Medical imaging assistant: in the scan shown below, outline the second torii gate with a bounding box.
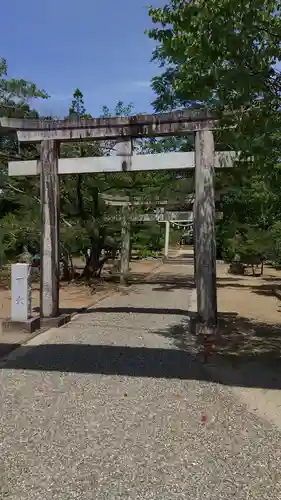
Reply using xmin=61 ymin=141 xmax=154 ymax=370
xmin=101 ymin=193 xmax=200 ymax=277
xmin=103 ymin=202 xmax=199 ymax=284
xmin=1 ymin=109 xmax=237 ymax=334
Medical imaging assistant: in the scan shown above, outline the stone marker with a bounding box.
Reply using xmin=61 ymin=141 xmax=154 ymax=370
xmin=11 ymin=263 xmax=32 ymax=321
xmin=1 ymin=263 xmax=41 ymax=334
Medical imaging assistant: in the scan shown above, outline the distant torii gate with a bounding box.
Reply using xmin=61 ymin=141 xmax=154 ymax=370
xmin=103 ymin=203 xmax=198 ymax=283
xmin=101 ymin=192 xmax=211 ymax=282
xmin=157 ymin=210 xmax=223 ymax=259
xmin=1 ymin=110 xmax=237 ymax=334
xmin=101 ymin=193 xmax=203 ymax=272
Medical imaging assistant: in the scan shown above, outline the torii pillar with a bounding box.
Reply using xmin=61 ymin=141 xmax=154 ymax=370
xmin=194 ymin=130 xmax=217 ymax=334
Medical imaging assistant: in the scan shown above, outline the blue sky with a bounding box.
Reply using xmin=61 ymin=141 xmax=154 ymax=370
xmin=2 ymin=0 xmax=164 ymax=117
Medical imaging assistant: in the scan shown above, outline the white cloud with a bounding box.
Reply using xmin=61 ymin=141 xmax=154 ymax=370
xmin=130 ymin=80 xmax=152 ymax=89
xmin=46 ymin=79 xmax=152 ymax=102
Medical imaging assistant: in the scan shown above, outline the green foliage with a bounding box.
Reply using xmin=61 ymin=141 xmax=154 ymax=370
xmin=0 ymin=229 xmax=6 ymax=267
xmin=0 ymin=56 xmax=48 ymax=107
xmin=0 ymin=57 xmax=48 ymax=264
xmin=69 ymin=88 xmax=87 ymax=117
xmin=101 ymin=101 xmax=134 ymax=117
xmin=222 ymin=226 xmax=273 ymax=263
xmin=147 ymin=1 xmax=281 ymax=267
xmin=0 ymin=75 xmax=190 ymax=275
xmin=268 ymin=222 xmax=281 ymax=267
xmin=1 ymin=0 xmax=281 ymax=279
xmin=132 ymin=223 xmax=164 ymax=253
xmin=137 ymin=248 xmax=161 ymax=259
xmin=148 ymin=0 xmax=281 ymax=166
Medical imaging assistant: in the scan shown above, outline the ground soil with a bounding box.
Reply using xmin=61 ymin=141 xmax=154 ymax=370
xmin=0 ymin=259 xmax=159 ymax=353
xmin=1 ymin=253 xmax=281 ymax=360
xmin=217 ymin=262 xmax=281 ymax=324
xmin=0 ymin=260 xmax=157 ymax=319
xmin=2 ymin=251 xmax=281 ymax=433
xmin=214 ymin=262 xmax=281 ymax=360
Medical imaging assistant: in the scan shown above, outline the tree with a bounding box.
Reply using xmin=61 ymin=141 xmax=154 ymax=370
xmin=69 ymin=88 xmax=87 ymax=117
xmin=60 ymin=96 xmax=145 ymax=280
xmin=60 ymin=89 xmax=111 ymax=279
xmin=0 ymin=58 xmax=49 ymax=265
xmin=0 ymin=57 xmax=48 ymax=110
xmin=147 ymin=0 xmax=281 ymax=165
xmin=0 ymin=65 xmax=198 ymax=283
xmin=147 ymin=2 xmax=281 ymax=262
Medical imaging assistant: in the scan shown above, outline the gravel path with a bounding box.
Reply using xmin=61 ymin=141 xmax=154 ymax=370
xmin=1 ymin=264 xmax=281 ymax=499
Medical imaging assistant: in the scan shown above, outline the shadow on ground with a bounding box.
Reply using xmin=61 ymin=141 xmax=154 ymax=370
xmin=149 ymin=275 xmax=281 ymax=299
xmin=0 ymin=343 xmax=208 ymax=380
xmin=156 ymin=312 xmax=281 ymax=390
xmin=0 ymin=343 xmax=22 ymax=358
xmin=33 ymin=304 xmax=194 ymax=318
xmin=1 ymin=307 xmax=281 ymax=390
xmin=2 ymin=264 xmax=281 ymax=390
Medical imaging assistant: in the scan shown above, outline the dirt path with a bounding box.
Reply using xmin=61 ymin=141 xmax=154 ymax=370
xmin=0 ymin=260 xmax=161 ymax=356
xmin=1 ymin=266 xmax=281 ymax=499
xmin=217 ymin=262 xmax=281 ymax=324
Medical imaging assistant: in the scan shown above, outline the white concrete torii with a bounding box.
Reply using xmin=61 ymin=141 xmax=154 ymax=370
xmin=104 ymin=209 xmax=196 ymax=259
xmin=157 ymin=211 xmax=223 ymax=258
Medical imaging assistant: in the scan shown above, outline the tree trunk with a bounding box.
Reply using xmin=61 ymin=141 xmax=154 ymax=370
xmin=81 ymin=240 xmax=101 ymax=279
xmin=60 ymin=245 xmax=72 ymax=281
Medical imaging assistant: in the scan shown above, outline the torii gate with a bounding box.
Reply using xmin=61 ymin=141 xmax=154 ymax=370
xmin=100 ymin=193 xmax=223 ymax=282
xmin=102 ymin=203 xmax=200 ymax=283
xmin=0 ymin=110 xmax=237 ymax=335
xmin=100 ymin=193 xmax=210 ymax=271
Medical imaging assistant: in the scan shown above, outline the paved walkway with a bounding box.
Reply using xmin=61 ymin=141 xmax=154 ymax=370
xmin=1 ymin=264 xmax=281 ymax=499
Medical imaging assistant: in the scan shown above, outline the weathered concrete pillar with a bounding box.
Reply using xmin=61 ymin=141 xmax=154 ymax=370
xmin=40 ymin=140 xmax=60 ymax=318
xmin=116 ymin=139 xmax=133 ymax=286
xmin=194 ymin=130 xmax=217 ymax=334
xmin=164 ymin=220 xmax=170 ymax=258
xmin=120 ymin=205 xmax=131 ymax=286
